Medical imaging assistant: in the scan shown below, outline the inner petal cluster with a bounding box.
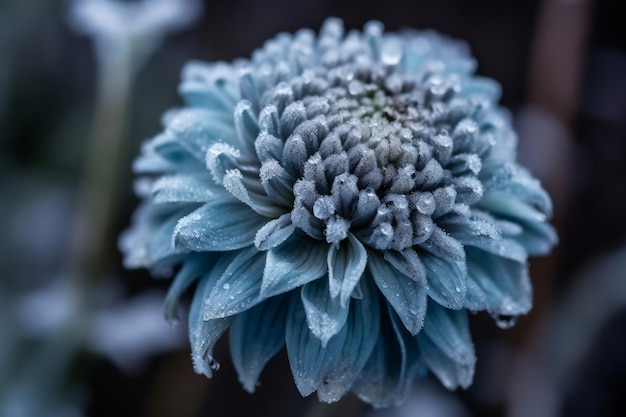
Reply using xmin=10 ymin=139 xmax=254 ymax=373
xmin=253 ymin=59 xmax=486 ymax=254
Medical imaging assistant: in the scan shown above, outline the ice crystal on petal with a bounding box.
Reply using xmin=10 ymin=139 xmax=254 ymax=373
xmin=120 ymin=18 xmax=557 ymax=407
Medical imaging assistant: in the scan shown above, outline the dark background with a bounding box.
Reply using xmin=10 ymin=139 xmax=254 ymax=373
xmin=1 ymin=0 xmax=625 ymax=416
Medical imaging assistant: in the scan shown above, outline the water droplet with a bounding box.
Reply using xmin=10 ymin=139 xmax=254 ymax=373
xmin=222 ymin=283 xmax=230 ymax=290
xmin=491 ymin=312 xmax=518 ymax=329
xmin=348 ymin=80 xmax=364 ymax=96
xmin=381 ymin=38 xmax=403 ymax=66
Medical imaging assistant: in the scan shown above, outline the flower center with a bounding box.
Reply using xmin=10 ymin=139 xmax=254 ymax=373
xmin=257 ymin=62 xmax=485 ymax=250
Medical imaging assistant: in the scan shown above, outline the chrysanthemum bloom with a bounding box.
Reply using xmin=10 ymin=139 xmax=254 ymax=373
xmin=120 ymin=18 xmax=557 ymax=407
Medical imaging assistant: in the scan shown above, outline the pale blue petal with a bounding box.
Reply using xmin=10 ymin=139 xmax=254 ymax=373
xmin=151 ymin=172 xmax=218 ymax=204
xmin=189 ymin=265 xmax=234 ymax=377
xmin=260 ymin=233 xmax=328 ymax=298
xmin=479 ymin=162 xmax=552 ymax=216
xmin=148 ymin=210 xmax=194 ymax=263
xmin=418 ymin=302 xmax=475 ymax=389
xmin=466 ymin=247 xmax=532 ymax=316
xmin=233 ymin=100 xmax=260 ymax=156
xmin=136 ymin=132 xmax=203 ymax=173
xmin=352 ymin=306 xmax=421 ymax=408
xmin=368 ymin=251 xmax=427 ymax=335
xmin=510 ymin=217 xmax=558 ymax=256
xmin=418 ymin=332 xmax=475 ymax=390
xmin=443 ymin=216 xmax=528 ymax=263
xmin=327 ymin=233 xmax=367 ymax=307
xmin=173 ymin=200 xmax=266 ymax=252
xmin=179 ymin=61 xmax=240 ymax=111
xmin=229 ymin=296 xmax=289 ymax=392
xmin=420 ymin=226 xmax=466 ymax=262
xmin=286 ymin=279 xmax=380 ymax=402
xmin=462 ymin=273 xmax=489 ymax=311
xmin=163 ymin=254 xmax=216 ymax=324
xmin=301 ymin=279 xmax=349 ymax=347
xmin=166 ymin=107 xmax=237 ymax=161
xmin=420 ymin=252 xmax=467 ymax=310
xmin=382 ymin=248 xmax=427 ymax=283
xmin=203 ymin=246 xmax=266 ymax=319
xmin=459 ymin=76 xmax=501 ymax=101
xmin=254 ymin=213 xmax=296 ymax=251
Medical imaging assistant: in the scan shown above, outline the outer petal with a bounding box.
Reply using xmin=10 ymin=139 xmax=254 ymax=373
xmin=466 ymin=247 xmax=532 ymax=316
xmin=173 ymin=199 xmax=266 ymax=251
xmin=351 ymin=305 xmax=421 ymax=408
xmin=189 ymin=260 xmax=234 ymax=377
xmin=420 ymin=252 xmax=467 ymax=310
xmin=260 ymin=233 xmax=328 ymax=298
xmin=151 ymin=172 xmax=218 ymax=204
xmin=179 ymin=61 xmax=240 ymax=112
xmin=286 ymin=279 xmax=380 ymax=402
xmin=229 ymin=295 xmax=289 ymax=392
xmin=203 ymin=246 xmax=266 ymax=319
xmin=166 ymin=107 xmax=237 ymax=161
xmin=418 ymin=302 xmax=475 ymax=390
xmin=163 ymin=253 xmax=216 ymax=323
xmin=301 ymin=279 xmax=349 ymax=347
xmin=254 ymin=213 xmax=296 ymax=251
xmin=367 ymin=250 xmax=427 ymax=335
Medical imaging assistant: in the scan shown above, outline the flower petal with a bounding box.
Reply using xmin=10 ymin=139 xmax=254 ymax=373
xmin=229 ymin=295 xmax=289 ymax=392
xmin=179 ymin=61 xmax=240 ymax=112
xmin=368 ymin=251 xmax=427 ymax=335
xmin=163 ymin=253 xmax=216 ymax=324
xmin=166 ymin=107 xmax=236 ymax=161
xmin=420 ymin=252 xmax=467 ymax=310
xmin=254 ymin=213 xmax=296 ymax=251
xmin=286 ymin=279 xmax=380 ymax=402
xmin=260 ymin=233 xmax=328 ymax=298
xmin=301 ymin=279 xmax=349 ymax=347
xmin=351 ymin=305 xmax=421 ymax=408
xmin=466 ymin=247 xmax=532 ymax=316
xmin=382 ymin=248 xmax=427 ymax=283
xmin=173 ymin=200 xmax=265 ymax=252
xmin=189 ymin=264 xmax=234 ymax=377
xmin=420 ymin=225 xmax=466 ymax=262
xmin=151 ymin=172 xmax=218 ymax=204
xmin=233 ymin=100 xmax=260 ymax=156
xmin=203 ymin=246 xmax=266 ymax=319
xmin=418 ymin=302 xmax=475 ymax=389
xmin=327 ymin=233 xmax=368 ymax=307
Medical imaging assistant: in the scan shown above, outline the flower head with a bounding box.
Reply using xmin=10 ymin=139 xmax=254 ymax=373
xmin=120 ymin=18 xmax=557 ymax=407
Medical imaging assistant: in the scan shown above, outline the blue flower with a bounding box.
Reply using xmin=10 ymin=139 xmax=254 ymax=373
xmin=120 ymin=18 xmax=557 ymax=407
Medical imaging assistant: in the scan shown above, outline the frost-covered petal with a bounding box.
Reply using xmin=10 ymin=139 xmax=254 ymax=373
xmin=151 ymin=172 xmax=218 ymax=204
xmin=230 ymin=295 xmax=289 ymax=392
xmin=301 ymin=279 xmax=349 ymax=347
xmin=466 ymin=247 xmax=532 ymax=316
xmin=327 ymin=232 xmax=367 ymax=307
xmin=173 ymin=200 xmax=266 ymax=251
xmin=260 ymin=233 xmax=328 ymax=298
xmin=351 ymin=306 xmax=421 ymax=407
xmin=368 ymin=251 xmax=427 ymax=335
xmin=163 ymin=253 xmax=215 ymax=323
xmin=286 ymin=279 xmax=380 ymax=402
xmin=189 ymin=263 xmax=234 ymax=377
xmin=254 ymin=213 xmax=296 ymax=250
xmin=418 ymin=302 xmax=475 ymax=389
xmin=167 ymin=108 xmax=238 ymax=161
xmin=421 ymin=252 xmax=467 ymax=310
xmin=203 ymin=246 xmax=266 ymax=319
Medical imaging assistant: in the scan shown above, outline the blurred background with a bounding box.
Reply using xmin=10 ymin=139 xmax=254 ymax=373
xmin=1 ymin=0 xmax=625 ymax=416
